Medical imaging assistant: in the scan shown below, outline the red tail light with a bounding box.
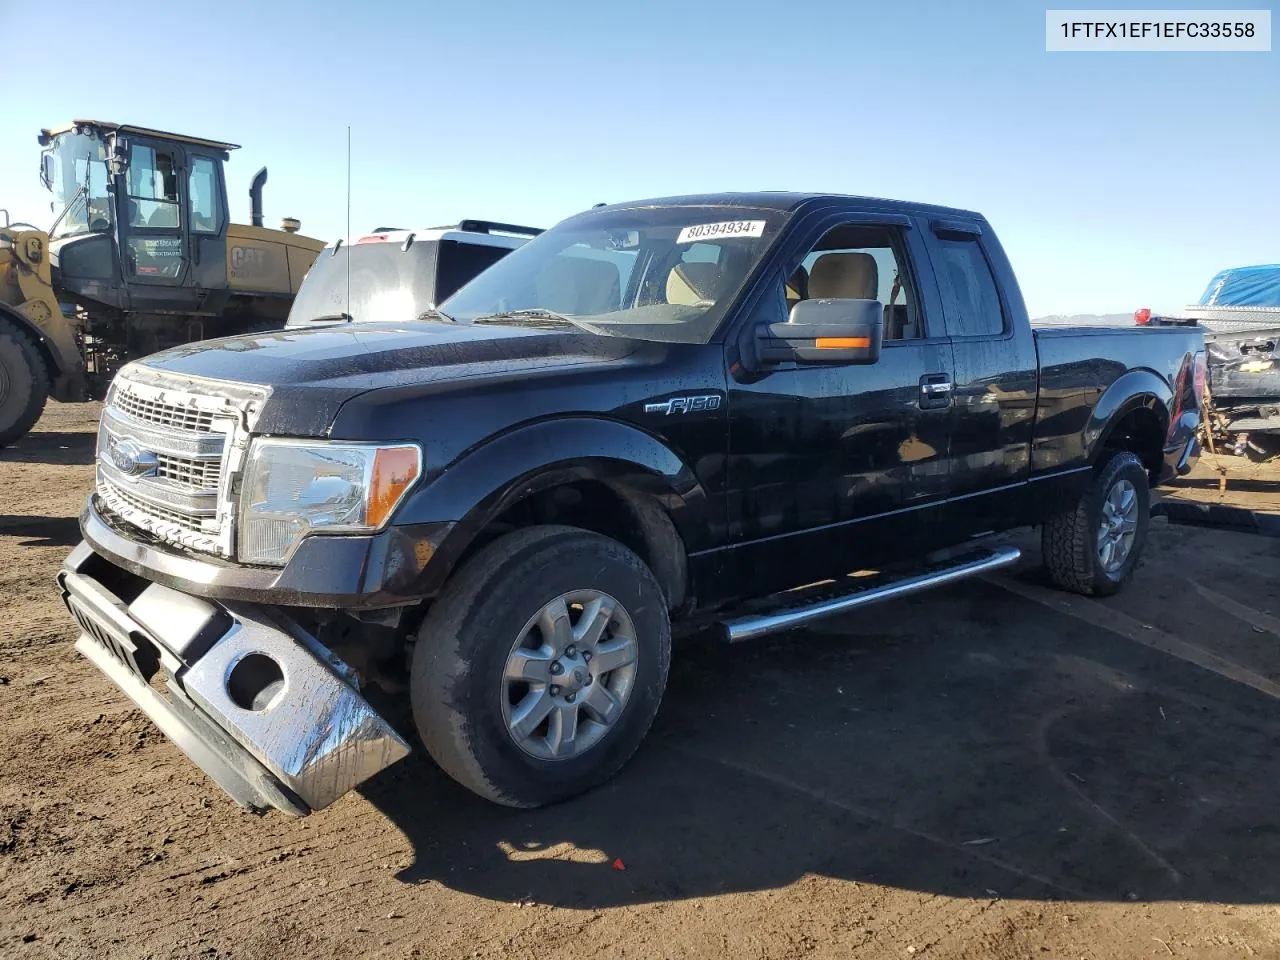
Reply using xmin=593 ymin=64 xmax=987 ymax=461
xmin=1134 ymin=307 xmax=1151 ymax=325
xmin=1193 ymin=350 xmax=1208 ymax=403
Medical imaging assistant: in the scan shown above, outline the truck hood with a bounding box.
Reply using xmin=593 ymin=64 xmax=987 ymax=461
xmin=134 ymin=321 xmax=639 ymax=435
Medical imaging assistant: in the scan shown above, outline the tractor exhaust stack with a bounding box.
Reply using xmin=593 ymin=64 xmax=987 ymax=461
xmin=249 ymin=167 xmax=268 ymax=227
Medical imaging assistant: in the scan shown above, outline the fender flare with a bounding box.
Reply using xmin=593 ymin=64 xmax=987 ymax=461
xmin=396 ymin=417 xmax=710 ymax=590
xmin=0 ymin=302 xmax=64 ymax=377
xmin=1083 ymin=369 xmax=1172 ymax=466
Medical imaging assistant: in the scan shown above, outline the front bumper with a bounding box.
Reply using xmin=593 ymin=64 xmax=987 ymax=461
xmin=80 ymin=495 xmax=455 ymax=609
xmin=57 ymin=542 xmax=410 ymax=815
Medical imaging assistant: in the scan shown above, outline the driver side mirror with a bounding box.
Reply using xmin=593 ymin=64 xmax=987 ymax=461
xmin=757 ymin=298 xmax=883 ymax=365
xmin=40 ymin=154 xmax=53 ymax=190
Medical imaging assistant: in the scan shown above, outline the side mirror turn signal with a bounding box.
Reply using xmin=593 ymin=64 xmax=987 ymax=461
xmin=757 ymin=298 xmax=884 ymax=365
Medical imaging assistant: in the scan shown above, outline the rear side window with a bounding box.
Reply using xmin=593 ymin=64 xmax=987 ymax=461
xmin=933 ymin=237 xmax=1004 ymax=337
xmin=436 ymin=241 xmax=514 ymax=303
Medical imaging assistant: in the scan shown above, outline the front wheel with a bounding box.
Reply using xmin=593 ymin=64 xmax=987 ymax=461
xmin=411 ymin=525 xmax=672 ymax=808
xmin=0 ymin=316 xmax=50 ymax=448
xmin=1042 ymin=451 xmax=1151 ymax=597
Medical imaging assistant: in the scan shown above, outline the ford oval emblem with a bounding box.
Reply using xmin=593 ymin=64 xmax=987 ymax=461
xmin=108 ymin=437 xmax=159 ymax=478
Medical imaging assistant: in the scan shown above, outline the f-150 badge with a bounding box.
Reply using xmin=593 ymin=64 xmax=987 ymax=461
xmin=644 ymin=395 xmax=722 ymax=415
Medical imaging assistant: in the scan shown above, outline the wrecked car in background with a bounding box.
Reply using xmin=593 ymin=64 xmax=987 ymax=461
xmin=1139 ymin=263 xmax=1280 ymax=461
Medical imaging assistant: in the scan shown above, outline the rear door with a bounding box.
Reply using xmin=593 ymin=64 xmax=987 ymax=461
xmin=921 ymin=218 xmax=1038 ymax=536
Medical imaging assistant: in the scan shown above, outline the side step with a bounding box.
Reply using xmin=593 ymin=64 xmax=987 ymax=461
xmin=720 ymin=544 xmax=1022 ymax=643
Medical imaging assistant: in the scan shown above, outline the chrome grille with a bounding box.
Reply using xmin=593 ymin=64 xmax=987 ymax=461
xmin=112 ymin=388 xmax=216 ymax=433
xmin=98 ymin=476 xmax=214 ymax=534
xmin=155 ymin=453 xmax=221 ymax=489
xmin=93 ymin=372 xmax=268 ymax=559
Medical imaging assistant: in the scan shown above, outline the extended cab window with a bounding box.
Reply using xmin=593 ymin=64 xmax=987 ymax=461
xmin=788 ymin=224 xmax=923 ymax=341
xmin=933 ymin=236 xmax=1005 ymax=337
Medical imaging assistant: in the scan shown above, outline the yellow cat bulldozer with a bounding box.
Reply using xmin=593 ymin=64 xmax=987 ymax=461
xmin=0 ymin=120 xmax=325 ymax=445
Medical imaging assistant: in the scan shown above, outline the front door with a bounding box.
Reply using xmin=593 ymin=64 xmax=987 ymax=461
xmin=118 ymin=138 xmax=188 ymax=288
xmin=725 ymin=214 xmax=955 ymax=599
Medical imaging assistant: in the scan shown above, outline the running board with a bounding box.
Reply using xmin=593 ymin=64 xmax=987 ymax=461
xmin=720 ymin=545 xmax=1022 ymax=643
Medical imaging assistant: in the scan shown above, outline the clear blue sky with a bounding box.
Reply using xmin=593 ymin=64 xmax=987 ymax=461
xmin=1 ymin=0 xmax=1274 ymax=315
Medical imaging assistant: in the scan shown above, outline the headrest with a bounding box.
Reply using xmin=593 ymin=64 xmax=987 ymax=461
xmin=666 ymin=262 xmax=724 ymax=305
xmin=534 ymin=256 xmax=621 ymax=314
xmin=808 ymin=252 xmax=879 ymax=300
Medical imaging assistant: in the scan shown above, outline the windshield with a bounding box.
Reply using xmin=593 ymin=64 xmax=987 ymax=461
xmin=44 ymin=132 xmax=113 ymax=239
xmin=440 ymin=205 xmax=788 ymax=344
xmin=285 ymin=238 xmax=517 ymax=327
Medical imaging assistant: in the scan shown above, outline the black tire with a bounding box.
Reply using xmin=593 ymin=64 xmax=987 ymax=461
xmin=1042 ymin=451 xmax=1151 ymax=597
xmin=0 ymin=315 xmax=50 ymax=448
xmin=411 ymin=525 xmax=672 ymax=808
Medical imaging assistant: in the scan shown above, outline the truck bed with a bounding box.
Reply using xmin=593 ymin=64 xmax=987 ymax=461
xmin=1029 ymin=323 xmax=1204 ymax=474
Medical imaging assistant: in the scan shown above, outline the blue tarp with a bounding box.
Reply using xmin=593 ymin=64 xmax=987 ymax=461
xmin=1199 ymin=264 xmax=1280 ymax=308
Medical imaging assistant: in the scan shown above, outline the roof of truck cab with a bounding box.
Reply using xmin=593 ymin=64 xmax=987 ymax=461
xmin=321 ymin=227 xmax=534 ymax=251
xmin=589 ymin=192 xmax=983 ymax=219
xmin=40 ymin=120 xmax=240 ymax=151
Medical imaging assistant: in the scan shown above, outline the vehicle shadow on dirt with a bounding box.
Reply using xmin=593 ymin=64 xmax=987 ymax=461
xmin=0 ymin=514 xmax=82 ymax=547
xmin=362 ymin=574 xmax=1280 ymax=909
xmin=0 ymin=431 xmax=96 ymax=466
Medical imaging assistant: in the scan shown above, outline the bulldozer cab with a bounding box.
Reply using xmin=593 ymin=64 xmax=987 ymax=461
xmin=37 ymin=120 xmax=319 ymax=323
xmin=40 ymin=122 xmax=237 ymax=305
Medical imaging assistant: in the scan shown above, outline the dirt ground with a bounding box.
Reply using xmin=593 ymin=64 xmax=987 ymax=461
xmin=3 ymin=402 xmax=1280 ymax=960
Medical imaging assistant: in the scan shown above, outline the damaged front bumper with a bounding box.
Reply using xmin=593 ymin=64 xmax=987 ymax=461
xmin=57 ymin=542 xmax=410 ymax=816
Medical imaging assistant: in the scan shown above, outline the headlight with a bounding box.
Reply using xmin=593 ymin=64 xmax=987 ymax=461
xmin=239 ymin=439 xmax=422 ymax=565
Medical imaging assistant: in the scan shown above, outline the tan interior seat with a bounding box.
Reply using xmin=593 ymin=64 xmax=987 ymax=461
xmin=534 ymin=256 xmax=621 ymax=315
xmin=807 ymin=252 xmax=879 ymax=300
xmin=665 ymin=262 xmax=724 ymax=305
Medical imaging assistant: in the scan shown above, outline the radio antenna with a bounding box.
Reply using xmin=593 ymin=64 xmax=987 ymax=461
xmin=345 ymin=125 xmax=352 ymax=319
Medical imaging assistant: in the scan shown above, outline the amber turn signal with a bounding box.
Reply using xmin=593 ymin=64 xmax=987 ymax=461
xmin=367 ymin=445 xmax=422 ymax=528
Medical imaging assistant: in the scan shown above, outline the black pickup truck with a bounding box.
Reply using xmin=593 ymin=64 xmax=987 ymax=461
xmin=58 ymin=192 xmax=1206 ymax=817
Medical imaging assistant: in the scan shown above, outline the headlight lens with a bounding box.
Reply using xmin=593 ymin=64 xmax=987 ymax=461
xmin=239 ymin=439 xmax=422 ymax=565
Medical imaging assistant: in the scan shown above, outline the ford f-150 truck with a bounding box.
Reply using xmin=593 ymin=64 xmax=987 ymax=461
xmin=57 ymin=193 xmax=1206 ymax=817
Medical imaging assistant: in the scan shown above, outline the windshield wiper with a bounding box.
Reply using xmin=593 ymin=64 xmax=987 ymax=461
xmin=417 ymin=306 xmax=454 ymax=323
xmin=307 ymin=312 xmax=355 ymax=323
xmin=472 ymin=308 xmax=587 ymax=330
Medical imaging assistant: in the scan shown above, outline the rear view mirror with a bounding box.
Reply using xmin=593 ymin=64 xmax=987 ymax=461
xmin=40 ymin=154 xmax=53 ymax=189
xmin=758 ymin=298 xmax=883 ymax=365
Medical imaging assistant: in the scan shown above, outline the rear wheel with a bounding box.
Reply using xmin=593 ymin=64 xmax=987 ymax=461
xmin=410 ymin=525 xmax=671 ymax=807
xmin=0 ymin=316 xmax=50 ymax=448
xmin=1042 ymin=451 xmax=1150 ymax=597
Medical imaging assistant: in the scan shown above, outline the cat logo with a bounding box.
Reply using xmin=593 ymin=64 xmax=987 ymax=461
xmin=229 ymin=246 xmax=269 ymax=278
xmin=644 ymin=395 xmax=722 ymax=416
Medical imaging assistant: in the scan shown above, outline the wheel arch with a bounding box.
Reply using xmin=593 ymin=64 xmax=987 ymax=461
xmin=1084 ymin=370 xmax=1172 ymax=477
xmin=397 ymin=417 xmax=708 ymax=611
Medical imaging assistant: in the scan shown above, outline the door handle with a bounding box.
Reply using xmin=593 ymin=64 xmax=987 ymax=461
xmin=919 ymin=374 xmax=953 ymax=409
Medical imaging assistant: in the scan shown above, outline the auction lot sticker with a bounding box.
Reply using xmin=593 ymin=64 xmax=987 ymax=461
xmin=677 ymin=220 xmax=767 ymax=244
xmin=1047 ymin=9 xmax=1271 ymax=50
